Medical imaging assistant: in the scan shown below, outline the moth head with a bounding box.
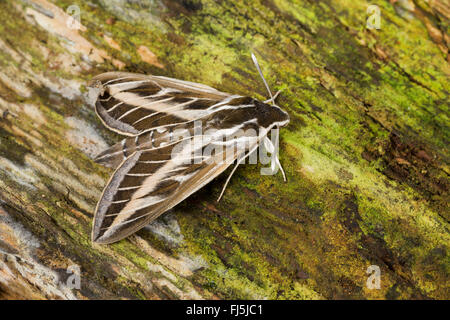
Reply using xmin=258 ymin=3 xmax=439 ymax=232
xmin=255 ymin=100 xmax=290 ymax=129
xmin=271 ymin=104 xmax=290 ymax=128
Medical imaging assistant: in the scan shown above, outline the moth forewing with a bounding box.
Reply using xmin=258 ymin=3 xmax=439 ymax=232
xmin=92 ymin=137 xmax=259 ymax=244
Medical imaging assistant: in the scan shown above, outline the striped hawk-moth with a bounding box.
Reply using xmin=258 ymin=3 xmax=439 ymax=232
xmin=88 ymin=54 xmax=289 ymax=244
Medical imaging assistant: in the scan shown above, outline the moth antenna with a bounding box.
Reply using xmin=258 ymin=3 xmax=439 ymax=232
xmin=251 ymin=53 xmax=274 ymax=105
xmin=217 ymin=144 xmax=259 ymax=202
xmin=263 ymin=89 xmax=283 ymax=104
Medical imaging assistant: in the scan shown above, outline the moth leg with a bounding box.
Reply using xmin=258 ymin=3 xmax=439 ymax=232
xmin=216 ymin=159 xmax=242 ymax=202
xmin=263 ymin=136 xmax=275 ymax=153
xmin=275 ymin=155 xmax=287 ymax=182
xmin=217 ymin=144 xmax=259 ymax=202
xmin=263 ymin=136 xmax=287 ymax=182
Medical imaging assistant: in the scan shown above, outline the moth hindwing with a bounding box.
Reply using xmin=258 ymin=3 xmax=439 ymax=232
xmin=89 ymin=71 xmax=289 ymax=244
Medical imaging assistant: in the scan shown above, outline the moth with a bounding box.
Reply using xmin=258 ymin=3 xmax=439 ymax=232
xmin=88 ymin=54 xmax=289 ymax=244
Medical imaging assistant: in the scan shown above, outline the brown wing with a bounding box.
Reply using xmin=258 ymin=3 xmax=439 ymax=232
xmin=89 ymin=72 xmax=235 ymax=136
xmin=92 ymin=131 xmax=260 ymax=244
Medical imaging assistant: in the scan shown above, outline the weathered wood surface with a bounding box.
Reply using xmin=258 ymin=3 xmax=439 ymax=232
xmin=0 ymin=0 xmax=448 ymax=299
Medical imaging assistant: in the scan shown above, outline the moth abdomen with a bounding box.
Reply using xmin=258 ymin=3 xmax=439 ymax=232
xmin=94 ymin=126 xmax=177 ymax=169
xmin=94 ymin=136 xmax=139 ymax=169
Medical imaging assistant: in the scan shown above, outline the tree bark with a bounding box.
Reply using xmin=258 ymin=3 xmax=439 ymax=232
xmin=0 ymin=0 xmax=448 ymax=299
